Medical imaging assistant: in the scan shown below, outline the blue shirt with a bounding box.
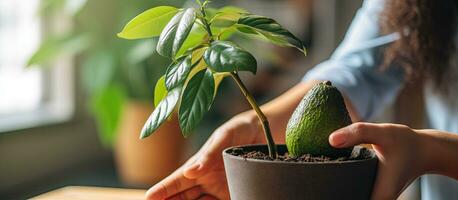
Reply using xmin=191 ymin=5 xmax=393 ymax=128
xmin=303 ymin=0 xmax=458 ymax=199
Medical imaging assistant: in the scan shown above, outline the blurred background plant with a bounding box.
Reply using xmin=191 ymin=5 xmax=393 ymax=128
xmin=28 ymin=0 xmax=185 ymax=146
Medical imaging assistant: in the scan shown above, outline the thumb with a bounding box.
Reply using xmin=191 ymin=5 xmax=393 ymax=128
xmin=329 ymin=122 xmax=388 ymax=148
xmin=183 ymin=130 xmax=225 ymax=179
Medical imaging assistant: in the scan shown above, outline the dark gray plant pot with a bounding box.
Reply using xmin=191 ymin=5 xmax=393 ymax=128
xmin=222 ymin=144 xmax=378 ymax=200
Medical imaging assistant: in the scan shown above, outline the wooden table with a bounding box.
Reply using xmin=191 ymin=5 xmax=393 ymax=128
xmin=31 ymin=186 xmax=147 ymax=200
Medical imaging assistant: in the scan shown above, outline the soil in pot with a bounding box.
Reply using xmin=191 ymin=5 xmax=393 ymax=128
xmin=227 ymin=146 xmax=372 ymax=163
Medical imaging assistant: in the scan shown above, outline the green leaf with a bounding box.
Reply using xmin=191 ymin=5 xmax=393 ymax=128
xmin=185 ymin=48 xmax=208 ymax=82
xmin=154 ymin=76 xmax=168 ymax=107
xmin=165 ymin=55 xmax=194 ymax=90
xmin=203 ymin=41 xmax=257 ymax=74
xmin=179 ymin=69 xmax=215 ymax=136
xmin=175 ymin=26 xmax=207 ymax=58
xmin=91 ymin=85 xmax=126 ymax=146
xmin=141 ymin=87 xmax=182 ymax=139
xmin=157 ymin=8 xmax=197 ymax=58
xmin=210 ymin=6 xmax=247 ymax=27
xmin=237 ymin=15 xmax=306 ymax=54
xmin=117 ymin=6 xmax=179 ymax=39
xmin=213 ymin=72 xmax=228 ymax=97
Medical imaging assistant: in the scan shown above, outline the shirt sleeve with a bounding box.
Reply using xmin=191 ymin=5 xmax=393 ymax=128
xmin=302 ymin=0 xmax=405 ymax=120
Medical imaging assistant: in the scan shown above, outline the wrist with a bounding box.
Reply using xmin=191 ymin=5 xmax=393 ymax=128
xmin=415 ymin=130 xmax=434 ymax=175
xmin=415 ymin=129 xmax=458 ymax=178
xmin=415 ymin=129 xmax=449 ymax=175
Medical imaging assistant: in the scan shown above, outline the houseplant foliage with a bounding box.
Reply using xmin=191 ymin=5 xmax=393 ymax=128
xmin=28 ymin=0 xmax=184 ymax=146
xmin=118 ymin=0 xmax=306 ymax=158
xmin=28 ymin=0 xmax=189 ymax=186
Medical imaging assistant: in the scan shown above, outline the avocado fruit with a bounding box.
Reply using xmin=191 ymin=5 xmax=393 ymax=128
xmin=286 ymin=81 xmax=353 ymax=158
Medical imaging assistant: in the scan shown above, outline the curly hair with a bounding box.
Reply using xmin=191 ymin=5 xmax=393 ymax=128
xmin=380 ymin=0 xmax=458 ymax=91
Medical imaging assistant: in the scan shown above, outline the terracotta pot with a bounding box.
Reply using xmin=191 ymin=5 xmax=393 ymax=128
xmin=114 ymin=101 xmax=186 ymax=186
xmin=223 ymin=144 xmax=378 ymax=200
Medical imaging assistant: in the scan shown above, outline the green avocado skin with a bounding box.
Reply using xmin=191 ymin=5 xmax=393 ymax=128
xmin=286 ymin=82 xmax=353 ymax=158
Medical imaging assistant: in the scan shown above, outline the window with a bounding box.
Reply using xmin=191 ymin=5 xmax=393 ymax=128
xmin=0 ymin=0 xmax=74 ymax=132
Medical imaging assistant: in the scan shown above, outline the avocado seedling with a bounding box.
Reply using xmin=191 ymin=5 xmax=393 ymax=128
xmin=286 ymin=81 xmax=353 ymax=158
xmin=118 ymin=1 xmax=378 ymax=199
xmin=118 ymin=0 xmax=306 ymax=159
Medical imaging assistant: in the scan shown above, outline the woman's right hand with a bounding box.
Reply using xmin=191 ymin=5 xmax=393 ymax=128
xmin=145 ymin=111 xmax=263 ymax=200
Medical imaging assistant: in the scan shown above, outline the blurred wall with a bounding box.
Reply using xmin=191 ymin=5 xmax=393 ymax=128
xmin=0 ymin=62 xmax=108 ymax=197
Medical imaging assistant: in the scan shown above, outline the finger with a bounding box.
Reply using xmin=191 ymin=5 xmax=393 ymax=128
xmin=329 ymin=122 xmax=390 ymax=148
xmin=166 ymin=186 xmax=203 ymax=200
xmin=184 ymin=128 xmax=228 ymax=179
xmin=146 ymin=170 xmax=197 ymax=200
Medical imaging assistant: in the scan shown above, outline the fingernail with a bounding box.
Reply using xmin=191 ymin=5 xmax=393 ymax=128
xmin=329 ymin=131 xmax=346 ymax=147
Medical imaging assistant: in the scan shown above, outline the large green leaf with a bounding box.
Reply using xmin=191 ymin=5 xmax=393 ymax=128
xmin=154 ymin=76 xmax=167 ymax=107
xmin=203 ymin=41 xmax=257 ymax=74
xmin=179 ymin=69 xmax=215 ymax=136
xmin=141 ymin=87 xmax=182 ymax=139
xmin=117 ymin=6 xmax=179 ymax=39
xmin=165 ymin=55 xmax=193 ymax=90
xmin=237 ymin=15 xmax=306 ymax=54
xmin=157 ymin=8 xmax=196 ymax=58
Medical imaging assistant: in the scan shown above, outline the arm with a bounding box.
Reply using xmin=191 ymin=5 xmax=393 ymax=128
xmin=418 ymin=129 xmax=458 ymax=179
xmin=329 ymin=123 xmax=458 ymax=200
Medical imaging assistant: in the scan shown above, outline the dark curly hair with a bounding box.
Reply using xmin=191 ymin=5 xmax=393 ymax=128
xmin=380 ymin=0 xmax=458 ymax=92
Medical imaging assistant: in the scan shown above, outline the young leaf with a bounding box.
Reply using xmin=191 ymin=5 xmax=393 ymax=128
xmin=203 ymin=41 xmax=257 ymax=74
xmin=141 ymin=87 xmax=182 ymax=139
xmin=210 ymin=6 xmax=247 ymax=27
xmin=237 ymin=15 xmax=306 ymax=54
xmin=154 ymin=76 xmax=168 ymax=107
xmin=179 ymin=69 xmax=215 ymax=136
xmin=213 ymin=72 xmax=228 ymax=96
xmin=117 ymin=6 xmax=179 ymax=39
xmin=184 ymin=47 xmax=208 ymax=82
xmin=165 ymin=55 xmax=193 ymax=90
xmin=157 ymin=8 xmax=197 ymax=58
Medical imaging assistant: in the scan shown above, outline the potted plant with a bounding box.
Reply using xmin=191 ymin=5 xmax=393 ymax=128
xmin=118 ymin=0 xmax=378 ymax=199
xmin=28 ymin=0 xmax=188 ymax=186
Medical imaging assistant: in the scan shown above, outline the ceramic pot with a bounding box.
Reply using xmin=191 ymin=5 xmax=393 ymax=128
xmin=223 ymin=144 xmax=378 ymax=200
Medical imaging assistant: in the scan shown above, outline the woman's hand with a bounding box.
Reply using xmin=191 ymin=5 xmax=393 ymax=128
xmin=329 ymin=122 xmax=458 ymax=200
xmin=145 ymin=111 xmax=263 ymax=200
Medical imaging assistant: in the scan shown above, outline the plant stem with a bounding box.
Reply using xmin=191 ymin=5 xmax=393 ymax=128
xmin=199 ymin=6 xmax=214 ymax=42
xmin=199 ymin=3 xmax=277 ymax=158
xmin=230 ymin=72 xmax=277 ymax=158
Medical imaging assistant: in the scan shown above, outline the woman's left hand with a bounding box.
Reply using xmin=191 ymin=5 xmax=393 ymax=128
xmin=329 ymin=122 xmax=429 ymax=200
